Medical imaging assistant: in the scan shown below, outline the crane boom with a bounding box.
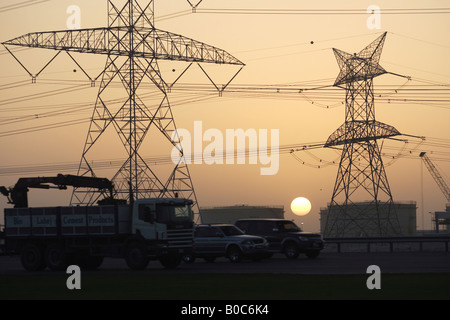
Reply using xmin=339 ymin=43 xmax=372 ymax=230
xmin=0 ymin=174 xmax=114 ymax=208
xmin=420 ymin=152 xmax=450 ymax=203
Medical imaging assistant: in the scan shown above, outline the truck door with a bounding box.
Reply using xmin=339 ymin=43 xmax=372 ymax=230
xmin=134 ymin=204 xmax=157 ymax=240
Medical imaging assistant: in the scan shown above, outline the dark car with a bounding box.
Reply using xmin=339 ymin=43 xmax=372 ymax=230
xmin=183 ymin=224 xmax=270 ymax=263
xmin=235 ymin=219 xmax=324 ymax=259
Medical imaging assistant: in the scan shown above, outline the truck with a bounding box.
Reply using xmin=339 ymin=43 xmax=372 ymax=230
xmin=0 ymin=174 xmax=195 ymax=271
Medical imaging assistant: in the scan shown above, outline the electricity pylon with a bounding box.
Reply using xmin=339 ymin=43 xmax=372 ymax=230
xmin=3 ymin=0 xmax=244 ymax=214
xmin=323 ymin=32 xmax=402 ymax=237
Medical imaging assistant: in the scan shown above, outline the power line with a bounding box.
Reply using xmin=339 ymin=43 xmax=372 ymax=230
xmin=0 ymin=117 xmax=89 ymax=138
xmin=0 ymin=0 xmax=51 ymax=13
xmin=1 ymin=136 xmax=449 ymax=177
xmin=195 ymin=8 xmax=450 ymax=16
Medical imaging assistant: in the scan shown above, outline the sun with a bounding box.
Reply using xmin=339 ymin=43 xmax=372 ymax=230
xmin=290 ymin=197 xmax=312 ymax=216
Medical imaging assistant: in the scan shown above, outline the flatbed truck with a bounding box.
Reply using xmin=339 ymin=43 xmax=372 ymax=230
xmin=0 ymin=175 xmax=194 ymax=271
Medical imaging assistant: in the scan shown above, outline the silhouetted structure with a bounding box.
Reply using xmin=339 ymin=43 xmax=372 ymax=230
xmin=323 ymin=32 xmax=402 ymax=238
xmin=2 ymin=0 xmax=244 ymax=214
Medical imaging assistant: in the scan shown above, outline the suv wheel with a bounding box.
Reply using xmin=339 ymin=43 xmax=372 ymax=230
xmin=284 ymin=242 xmax=300 ymax=259
xmin=227 ymin=246 xmax=243 ymax=263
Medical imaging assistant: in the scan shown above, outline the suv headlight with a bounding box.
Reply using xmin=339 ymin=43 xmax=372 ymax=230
xmin=298 ymin=236 xmax=309 ymax=241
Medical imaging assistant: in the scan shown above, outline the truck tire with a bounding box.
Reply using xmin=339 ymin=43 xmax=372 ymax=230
xmin=159 ymin=254 xmax=182 ymax=269
xmin=283 ymin=242 xmax=300 ymax=259
xmin=227 ymin=246 xmax=243 ymax=263
xmin=45 ymin=243 xmax=69 ymax=271
xmin=21 ymin=243 xmax=46 ymax=272
xmin=125 ymin=242 xmax=149 ymax=270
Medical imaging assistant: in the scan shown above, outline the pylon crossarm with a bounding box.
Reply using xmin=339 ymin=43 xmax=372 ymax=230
xmin=152 ymin=29 xmax=244 ymax=65
xmin=325 ymin=121 xmax=401 ymax=147
xmin=2 ymin=27 xmax=244 ymax=66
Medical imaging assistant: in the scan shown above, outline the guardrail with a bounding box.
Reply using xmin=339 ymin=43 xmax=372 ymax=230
xmin=323 ymin=236 xmax=450 ymax=253
xmin=0 ymin=231 xmax=4 ymax=256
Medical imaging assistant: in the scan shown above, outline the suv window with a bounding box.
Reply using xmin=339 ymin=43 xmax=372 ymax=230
xmin=275 ymin=221 xmax=301 ymax=232
xmin=235 ymin=221 xmax=249 ymax=232
xmin=219 ymin=225 xmax=244 ymax=236
xmin=243 ymin=221 xmax=274 ymax=234
xmin=237 ymin=220 xmax=301 ymax=234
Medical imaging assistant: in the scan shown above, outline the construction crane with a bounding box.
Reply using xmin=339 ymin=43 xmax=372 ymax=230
xmin=419 ymin=152 xmax=450 ymax=203
xmin=0 ymin=174 xmax=115 ymax=208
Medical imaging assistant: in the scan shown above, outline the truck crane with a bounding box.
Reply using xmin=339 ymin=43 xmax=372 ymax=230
xmin=419 ymin=152 xmax=450 ymax=203
xmin=0 ymin=174 xmax=194 ymax=271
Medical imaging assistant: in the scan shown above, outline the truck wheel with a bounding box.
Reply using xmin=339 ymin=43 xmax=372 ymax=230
xmin=125 ymin=242 xmax=149 ymax=270
xmin=45 ymin=243 xmax=69 ymax=271
xmin=160 ymin=254 xmax=182 ymax=269
xmin=21 ymin=243 xmax=46 ymax=272
xmin=284 ymin=242 xmax=300 ymax=259
xmin=227 ymin=246 xmax=243 ymax=263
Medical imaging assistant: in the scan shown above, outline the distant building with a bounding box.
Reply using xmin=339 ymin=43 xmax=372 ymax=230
xmin=319 ymin=201 xmax=417 ymax=237
xmin=433 ymin=205 xmax=450 ymax=233
xmin=199 ymin=205 xmax=285 ymax=224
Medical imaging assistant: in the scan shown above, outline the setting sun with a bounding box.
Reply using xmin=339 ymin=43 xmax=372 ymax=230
xmin=290 ymin=197 xmax=312 ymax=216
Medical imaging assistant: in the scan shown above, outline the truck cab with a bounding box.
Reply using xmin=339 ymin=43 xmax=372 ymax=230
xmin=127 ymin=198 xmax=194 ymax=269
xmin=134 ymin=198 xmax=194 ymax=242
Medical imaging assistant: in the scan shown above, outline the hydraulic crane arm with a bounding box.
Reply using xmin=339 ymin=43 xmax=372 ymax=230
xmin=0 ymin=174 xmax=114 ymax=208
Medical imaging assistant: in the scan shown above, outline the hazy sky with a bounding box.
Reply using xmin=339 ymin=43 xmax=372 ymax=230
xmin=0 ymin=0 xmax=449 ymax=232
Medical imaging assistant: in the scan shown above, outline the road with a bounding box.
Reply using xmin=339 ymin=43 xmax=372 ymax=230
xmin=1 ymin=252 xmax=449 ymax=275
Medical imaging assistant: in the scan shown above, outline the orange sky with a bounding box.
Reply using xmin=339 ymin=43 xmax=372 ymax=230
xmin=0 ymin=0 xmax=449 ymax=232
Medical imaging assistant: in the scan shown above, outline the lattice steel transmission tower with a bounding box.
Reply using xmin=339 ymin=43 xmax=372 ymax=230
xmin=3 ymin=0 xmax=244 ymax=213
xmin=323 ymin=32 xmax=402 ymax=237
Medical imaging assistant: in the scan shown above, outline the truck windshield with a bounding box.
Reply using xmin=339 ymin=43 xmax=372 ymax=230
xmin=156 ymin=204 xmax=192 ymax=223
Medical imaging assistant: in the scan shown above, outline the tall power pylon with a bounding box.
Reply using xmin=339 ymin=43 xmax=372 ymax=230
xmin=3 ymin=0 xmax=244 ymax=213
xmin=323 ymin=32 xmax=402 ymax=237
